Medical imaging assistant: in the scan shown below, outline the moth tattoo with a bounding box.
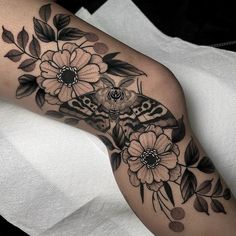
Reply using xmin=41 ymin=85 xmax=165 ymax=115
xmin=59 ymin=75 xmax=178 ymax=135
xmin=1 ymin=3 xmax=232 ymax=234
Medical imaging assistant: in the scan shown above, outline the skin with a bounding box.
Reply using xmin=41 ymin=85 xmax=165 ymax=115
xmin=0 ymin=1 xmax=236 ymax=235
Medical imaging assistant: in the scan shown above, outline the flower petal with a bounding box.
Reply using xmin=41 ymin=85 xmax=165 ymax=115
xmin=40 ymin=61 xmax=59 ymax=78
xmin=128 ymin=158 xmax=144 ymax=172
xmin=122 ymin=149 xmax=129 ymax=164
xmin=90 ymin=54 xmax=108 ymax=73
xmin=41 ymin=50 xmax=54 ymax=61
xmin=36 ymin=76 xmax=45 ymax=89
xmin=169 ymin=164 xmax=182 ymax=181
xmin=152 ymin=164 xmax=169 ymax=182
xmin=62 ymin=42 xmax=78 ymax=53
xmin=53 ymin=50 xmax=71 ymax=68
xmin=70 ymin=48 xmax=91 ymax=69
xmin=58 ymin=85 xmax=73 ymax=102
xmin=78 ymin=64 xmax=100 ymax=83
xmin=128 ymin=169 xmax=140 ymax=187
xmin=145 ymin=124 xmax=155 ymax=132
xmin=172 ymin=144 xmax=180 ymax=156
xmin=147 ymin=181 xmax=163 ymax=191
xmin=45 ymin=94 xmax=62 ymax=105
xmin=164 ymin=143 xmax=173 ymax=152
xmin=128 ymin=140 xmax=143 ymax=156
xmin=42 ymin=79 xmax=62 ymax=95
xmin=154 ymin=134 xmax=172 ymax=154
xmin=72 ymin=81 xmax=93 ymax=96
xmin=137 ymin=165 xmax=154 ymax=184
xmin=139 ymin=131 xmax=157 ymax=149
xmin=159 ymin=152 xmax=177 ymax=169
xmin=154 ymin=126 xmax=164 ymax=136
xmin=129 ymin=131 xmax=141 ymax=141
xmin=145 ymin=125 xmax=163 ymax=137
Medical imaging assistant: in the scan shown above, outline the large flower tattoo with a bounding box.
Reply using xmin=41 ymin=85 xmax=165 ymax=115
xmin=122 ymin=125 xmax=181 ymax=191
xmin=37 ymin=43 xmax=107 ymax=103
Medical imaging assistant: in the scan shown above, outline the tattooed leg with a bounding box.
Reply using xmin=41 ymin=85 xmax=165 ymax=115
xmin=0 ymin=1 xmax=236 ymax=235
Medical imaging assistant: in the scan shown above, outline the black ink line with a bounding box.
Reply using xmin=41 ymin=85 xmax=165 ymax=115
xmin=179 ymin=163 xmax=198 ymax=169
xmin=81 ymin=45 xmax=94 ymax=50
xmin=137 ymin=78 xmax=141 ymax=94
xmin=159 ymin=188 xmax=169 ymax=201
xmin=14 ymin=41 xmax=40 ymax=60
xmin=156 ymin=192 xmax=173 ymax=222
xmin=136 ymin=78 xmax=143 ymax=94
xmin=56 ymin=31 xmax=60 ymax=51
xmin=195 ymin=192 xmax=225 ymax=199
xmin=140 ymin=80 xmax=143 ymax=94
xmin=152 ymin=192 xmax=157 ymax=213
xmin=79 ymin=39 xmax=88 ymax=47
xmin=172 ymin=181 xmax=180 ymax=186
xmin=157 ymin=192 xmax=171 ymax=211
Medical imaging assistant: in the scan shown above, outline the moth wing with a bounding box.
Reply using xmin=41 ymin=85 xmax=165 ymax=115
xmin=59 ymin=93 xmax=96 ymax=119
xmin=130 ymin=94 xmax=178 ymax=128
xmin=119 ymin=107 xmax=142 ymax=135
xmin=85 ymin=105 xmax=111 ymax=132
xmin=59 ymin=93 xmax=110 ymax=132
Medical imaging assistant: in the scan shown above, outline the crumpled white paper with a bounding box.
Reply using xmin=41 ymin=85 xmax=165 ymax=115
xmin=0 ymin=0 xmax=235 ymax=235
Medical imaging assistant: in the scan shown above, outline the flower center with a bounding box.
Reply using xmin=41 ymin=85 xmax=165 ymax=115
xmin=140 ymin=148 xmax=160 ymax=169
xmin=57 ymin=66 xmax=78 ymax=87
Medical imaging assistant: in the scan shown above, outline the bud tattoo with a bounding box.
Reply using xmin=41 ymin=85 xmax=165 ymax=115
xmin=2 ymin=3 xmax=231 ymax=233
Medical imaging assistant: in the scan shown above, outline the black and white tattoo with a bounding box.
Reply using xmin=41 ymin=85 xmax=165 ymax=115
xmin=1 ymin=3 xmax=231 ymax=233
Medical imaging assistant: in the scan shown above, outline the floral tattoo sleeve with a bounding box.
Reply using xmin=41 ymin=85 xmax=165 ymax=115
xmin=1 ymin=3 xmax=231 ymax=233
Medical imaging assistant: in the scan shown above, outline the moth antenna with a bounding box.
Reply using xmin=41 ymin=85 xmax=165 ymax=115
xmin=137 ymin=78 xmax=143 ymax=94
xmin=118 ymin=77 xmax=135 ymax=88
xmin=100 ymin=74 xmax=115 ymax=87
xmin=140 ymin=81 xmax=143 ymax=94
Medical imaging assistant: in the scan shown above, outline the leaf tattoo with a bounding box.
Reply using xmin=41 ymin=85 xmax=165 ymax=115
xmin=33 ymin=18 xmax=55 ymax=42
xmin=29 ymin=36 xmax=41 ymax=58
xmin=197 ymin=156 xmax=215 ymax=173
xmin=180 ymin=139 xmax=231 ymax=218
xmin=18 ymin=58 xmax=37 ymax=72
xmin=194 ymin=195 xmax=209 ymax=215
xmin=98 ymin=135 xmax=115 ymax=151
xmin=163 ymin=182 xmax=175 ymax=206
xmin=58 ymin=27 xmax=86 ymax=41
xmin=46 ymin=110 xmax=65 ymax=119
xmin=212 ymin=178 xmax=223 ymax=196
xmin=35 ymin=88 xmax=46 ymax=109
xmin=64 ymin=118 xmax=79 ymax=126
xmin=184 ymin=138 xmax=199 ymax=166
xmin=180 ymin=169 xmax=197 ymax=203
xmin=196 ymin=180 xmax=212 ymax=194
xmin=2 ymin=26 xmax=15 ymax=43
xmin=4 ymin=49 xmax=23 ymax=62
xmin=103 ymin=52 xmax=146 ymax=77
xmin=111 ymin=152 xmax=122 ymax=171
xmin=211 ymin=199 xmax=226 ymax=214
xmin=17 ymin=27 xmax=29 ymax=50
xmin=112 ymin=123 xmax=126 ymax=149
xmin=172 ymin=115 xmax=185 ymax=143
xmin=16 ymin=74 xmax=38 ymax=98
xmin=53 ymin=14 xmax=71 ymax=30
xmin=39 ymin=4 xmax=51 ymax=22
xmin=140 ymin=183 xmax=145 ymax=204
